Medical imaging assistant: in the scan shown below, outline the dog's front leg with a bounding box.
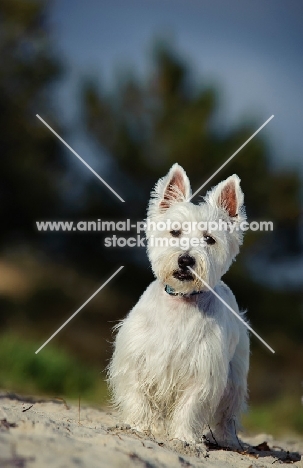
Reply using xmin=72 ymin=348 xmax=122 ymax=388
xmin=169 ymin=387 xmax=205 ymax=443
xmin=115 ymin=385 xmax=156 ymax=433
xmin=211 ymin=329 xmax=249 ymax=449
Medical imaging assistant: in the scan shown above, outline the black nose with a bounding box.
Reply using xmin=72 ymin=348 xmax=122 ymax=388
xmin=178 ymin=254 xmax=195 ymax=269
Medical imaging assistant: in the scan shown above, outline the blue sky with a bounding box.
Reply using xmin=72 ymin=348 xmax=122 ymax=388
xmin=50 ymin=0 xmax=303 ymax=175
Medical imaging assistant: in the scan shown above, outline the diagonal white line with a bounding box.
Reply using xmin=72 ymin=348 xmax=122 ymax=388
xmin=187 ymin=267 xmax=275 ymax=353
xmin=35 ymin=266 xmax=124 ymax=354
xmin=187 ymin=115 xmax=274 ymax=202
xmin=36 ymin=114 xmax=125 ymax=202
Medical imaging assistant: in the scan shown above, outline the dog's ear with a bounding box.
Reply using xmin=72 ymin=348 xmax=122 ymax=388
xmin=205 ymin=174 xmax=245 ymax=219
xmin=148 ymin=163 xmax=191 ymax=215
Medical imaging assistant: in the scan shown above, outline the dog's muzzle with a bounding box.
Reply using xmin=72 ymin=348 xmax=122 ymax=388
xmin=173 ymin=254 xmax=195 ymax=281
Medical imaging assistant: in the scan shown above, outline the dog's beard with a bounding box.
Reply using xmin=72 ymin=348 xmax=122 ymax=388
xmin=158 ymin=256 xmax=207 ymax=293
xmin=149 ymin=247 xmax=221 ymax=293
xmin=172 ymin=268 xmax=194 ymax=282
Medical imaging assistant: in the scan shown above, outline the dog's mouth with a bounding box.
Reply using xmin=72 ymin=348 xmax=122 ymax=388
xmin=172 ymin=269 xmax=194 ymax=282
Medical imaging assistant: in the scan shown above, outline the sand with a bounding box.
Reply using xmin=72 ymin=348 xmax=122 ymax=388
xmin=0 ymin=392 xmax=302 ymax=468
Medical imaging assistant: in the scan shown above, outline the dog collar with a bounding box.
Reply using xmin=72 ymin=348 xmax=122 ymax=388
xmin=164 ymin=284 xmax=204 ymax=297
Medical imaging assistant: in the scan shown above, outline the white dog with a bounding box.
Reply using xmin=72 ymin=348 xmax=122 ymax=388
xmin=108 ymin=164 xmax=250 ymax=447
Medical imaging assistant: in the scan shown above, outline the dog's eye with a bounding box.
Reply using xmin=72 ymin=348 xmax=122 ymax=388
xmin=170 ymin=230 xmax=181 ymax=237
xmin=204 ymin=235 xmax=216 ymax=245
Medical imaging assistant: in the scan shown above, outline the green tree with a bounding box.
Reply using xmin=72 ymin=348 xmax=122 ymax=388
xmin=0 ymin=0 xmax=65 ymax=245
xmin=82 ymin=42 xmax=301 ymax=269
xmin=83 ymin=43 xmax=300 ymax=220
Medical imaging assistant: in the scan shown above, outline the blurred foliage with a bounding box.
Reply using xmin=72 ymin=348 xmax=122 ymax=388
xmin=0 ymin=0 xmax=66 ymax=246
xmin=243 ymin=396 xmax=303 ymax=436
xmin=0 ymin=332 xmax=107 ymax=401
xmin=82 ymin=42 xmax=300 ymax=221
xmin=0 ymin=0 xmax=302 ymax=435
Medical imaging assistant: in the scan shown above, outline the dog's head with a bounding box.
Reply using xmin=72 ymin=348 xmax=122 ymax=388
xmin=146 ymin=163 xmax=246 ymax=294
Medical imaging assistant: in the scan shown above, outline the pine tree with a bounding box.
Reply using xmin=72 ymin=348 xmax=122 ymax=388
xmin=0 ymin=0 xmax=65 ymax=245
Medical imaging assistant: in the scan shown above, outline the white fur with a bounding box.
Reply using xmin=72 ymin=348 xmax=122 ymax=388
xmin=108 ymin=164 xmax=250 ymax=446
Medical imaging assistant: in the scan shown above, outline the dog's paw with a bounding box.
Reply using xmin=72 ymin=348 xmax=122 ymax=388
xmin=172 ymin=432 xmax=196 ymax=444
xmin=132 ymin=424 xmax=148 ymax=433
xmin=210 ymin=433 xmax=243 ymax=450
xmin=170 ymin=439 xmax=208 ymax=458
xmin=172 ymin=426 xmax=201 ymax=444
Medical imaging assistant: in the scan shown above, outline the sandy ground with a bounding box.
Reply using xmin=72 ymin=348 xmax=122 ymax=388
xmin=0 ymin=392 xmax=302 ymax=468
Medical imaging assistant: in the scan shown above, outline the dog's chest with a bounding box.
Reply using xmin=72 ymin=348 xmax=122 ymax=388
xmin=137 ymin=296 xmax=227 ymax=385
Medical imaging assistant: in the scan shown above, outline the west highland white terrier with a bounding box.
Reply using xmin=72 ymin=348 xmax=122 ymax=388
xmin=108 ymin=163 xmax=250 ymax=447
